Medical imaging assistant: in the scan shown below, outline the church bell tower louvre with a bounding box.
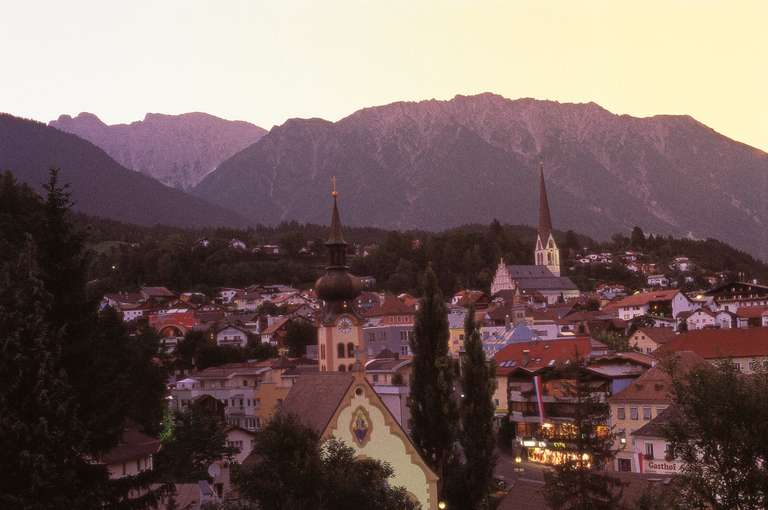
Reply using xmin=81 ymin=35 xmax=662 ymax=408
xmin=314 ymin=177 xmax=365 ymax=372
xmin=534 ymin=159 xmax=561 ymax=277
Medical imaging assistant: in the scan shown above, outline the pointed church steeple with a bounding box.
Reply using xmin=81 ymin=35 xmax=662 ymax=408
xmin=326 ymin=176 xmax=348 ymax=268
xmin=538 ymin=159 xmax=553 ymax=243
xmin=534 ymin=159 xmax=561 ymax=276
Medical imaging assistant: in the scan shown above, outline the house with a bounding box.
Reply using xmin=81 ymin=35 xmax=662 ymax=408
xmin=172 ymin=359 xmax=303 ymax=432
xmin=631 ymin=407 xmax=685 ymax=475
xmin=609 ymin=290 xmax=679 ymax=321
xmin=656 ymin=328 xmax=768 ymax=374
xmin=224 ymin=426 xmax=257 ymax=465
xmin=362 ymin=294 xmax=417 ymax=358
xmin=735 ymin=305 xmax=768 ymax=328
xmin=493 ymin=337 xmax=595 ymax=438
xmin=685 ymin=309 xmax=716 ymax=330
xmin=259 ymin=316 xmax=291 ymax=347
xmin=214 ymin=324 xmax=251 ymax=348
xmin=280 ymin=371 xmax=439 ymax=509
xmin=705 ymin=281 xmax=768 ymax=313
xmin=646 ymin=275 xmax=669 ymax=288
xmin=218 ymin=288 xmax=241 ymax=304
xmin=608 ymin=351 xmax=704 ymax=472
xmin=101 ymin=423 xmax=160 ymax=479
xmin=714 ymin=309 xmax=736 ymax=329
xmin=364 ymin=350 xmax=412 ymax=428
xmin=628 ymin=327 xmax=677 ymax=354
xmin=229 ymin=239 xmax=247 ymax=250
xmin=671 ymin=257 xmax=693 ymax=272
xmin=140 ymin=286 xmax=177 ymax=303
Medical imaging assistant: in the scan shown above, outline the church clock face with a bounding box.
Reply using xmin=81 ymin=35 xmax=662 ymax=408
xmin=337 ymin=317 xmax=353 ymax=334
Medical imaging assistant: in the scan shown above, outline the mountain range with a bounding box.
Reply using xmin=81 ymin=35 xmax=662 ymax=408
xmin=192 ymin=94 xmax=768 ymax=259
xmin=50 ymin=112 xmax=266 ymax=190
xmin=0 ymin=114 xmax=249 ymax=228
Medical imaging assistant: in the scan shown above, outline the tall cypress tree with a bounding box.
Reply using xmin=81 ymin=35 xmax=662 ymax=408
xmin=455 ymin=305 xmax=497 ymax=509
xmin=408 ymin=265 xmax=458 ymax=497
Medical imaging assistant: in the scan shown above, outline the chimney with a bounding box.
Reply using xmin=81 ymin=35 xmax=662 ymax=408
xmin=522 ymin=349 xmax=530 ymax=366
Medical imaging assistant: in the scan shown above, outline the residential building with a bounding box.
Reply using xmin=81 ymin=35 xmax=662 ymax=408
xmin=609 ymin=290 xmax=678 ymax=321
xmin=656 ymin=328 xmax=768 ymax=374
xmin=101 ymin=423 xmax=160 ymax=480
xmin=631 ymin=407 xmax=685 ymax=475
xmin=608 ymin=351 xmax=704 ymax=472
xmin=646 ymin=275 xmax=669 ymax=288
xmin=705 ymin=281 xmax=768 ymax=313
xmin=685 ymin=309 xmax=716 ymax=330
xmin=628 ymin=327 xmax=676 ymax=354
xmin=214 ymin=324 xmax=250 ymax=348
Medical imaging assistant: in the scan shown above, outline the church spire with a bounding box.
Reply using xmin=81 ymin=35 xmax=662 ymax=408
xmin=327 ymin=176 xmax=346 ymax=246
xmin=538 ymin=159 xmax=553 ymax=243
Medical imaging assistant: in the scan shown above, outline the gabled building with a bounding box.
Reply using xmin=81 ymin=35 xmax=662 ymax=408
xmin=608 ymin=351 xmax=704 ymax=473
xmin=281 ymin=371 xmax=438 ymax=509
xmin=705 ymin=281 xmax=768 ymax=313
xmin=608 ymin=290 xmax=679 ymax=321
xmin=655 ymin=328 xmax=768 ymax=373
xmin=628 ymin=327 xmax=676 ymax=354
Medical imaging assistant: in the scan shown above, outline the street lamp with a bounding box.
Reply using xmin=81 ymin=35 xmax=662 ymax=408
xmin=438 ymin=502 xmax=447 ymax=509
xmin=514 ymin=455 xmax=524 ymax=473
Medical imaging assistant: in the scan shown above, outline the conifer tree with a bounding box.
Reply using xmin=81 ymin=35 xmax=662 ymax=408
xmin=408 ymin=266 xmax=458 ymax=497
xmin=0 ymin=240 xmax=106 ymax=509
xmin=542 ymin=364 xmax=624 ymax=510
xmin=454 ymin=305 xmax=497 ymax=509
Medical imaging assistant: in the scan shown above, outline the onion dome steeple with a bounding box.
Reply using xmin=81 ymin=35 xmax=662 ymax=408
xmin=315 ymin=177 xmax=361 ymax=312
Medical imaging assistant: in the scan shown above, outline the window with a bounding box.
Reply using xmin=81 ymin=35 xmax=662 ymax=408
xmin=401 ymin=345 xmax=409 ymax=356
xmin=347 ymin=342 xmax=354 ymax=358
xmin=337 ymin=343 xmax=345 ymax=359
xmin=645 ymin=442 xmax=654 ymax=459
xmin=372 ymin=374 xmax=379 ymax=383
xmin=643 ymin=407 xmax=652 ymax=420
xmin=617 ymin=407 xmax=626 ymax=420
xmin=617 ymin=458 xmax=632 ymax=472
xmin=339 ymin=365 xmax=346 ymax=372
xmin=630 ymin=407 xmax=638 ymax=420
xmin=243 ymin=379 xmax=248 ymax=386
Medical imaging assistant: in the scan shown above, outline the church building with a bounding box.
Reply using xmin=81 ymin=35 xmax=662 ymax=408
xmin=490 ymin=162 xmax=579 ymax=304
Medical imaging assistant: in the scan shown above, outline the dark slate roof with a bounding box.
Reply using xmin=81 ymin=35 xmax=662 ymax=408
xmin=515 ymin=276 xmax=579 ymax=291
xmin=632 ymin=406 xmax=681 ymax=438
xmin=281 ymin=372 xmax=355 ymax=433
xmin=506 ymin=265 xmax=554 ymax=278
xmin=101 ymin=424 xmax=160 ymax=465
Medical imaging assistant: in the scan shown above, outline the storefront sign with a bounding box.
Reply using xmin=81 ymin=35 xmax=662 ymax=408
xmin=645 ymin=459 xmax=683 ymax=474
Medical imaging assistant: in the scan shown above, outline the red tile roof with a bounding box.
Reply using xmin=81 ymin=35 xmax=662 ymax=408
xmin=634 ymin=327 xmax=677 ymax=344
xmin=655 ymin=328 xmax=768 ymax=359
xmin=736 ymin=305 xmax=768 ymax=319
xmin=608 ymin=351 xmax=705 ymax=404
xmin=612 ymin=290 xmax=679 ymax=308
xmin=493 ymin=337 xmax=593 ymax=375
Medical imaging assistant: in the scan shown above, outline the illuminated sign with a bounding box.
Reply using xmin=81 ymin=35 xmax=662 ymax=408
xmin=646 ymin=460 xmax=683 ymax=474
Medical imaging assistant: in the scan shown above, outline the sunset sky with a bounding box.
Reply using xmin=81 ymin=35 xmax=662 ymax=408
xmin=2 ymin=0 xmax=766 ymax=150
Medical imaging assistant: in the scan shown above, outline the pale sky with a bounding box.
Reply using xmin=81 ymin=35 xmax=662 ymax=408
xmin=2 ymin=0 xmax=766 ymax=150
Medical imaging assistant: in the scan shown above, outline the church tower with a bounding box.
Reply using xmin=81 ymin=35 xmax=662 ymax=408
xmin=315 ymin=178 xmax=364 ymax=372
xmin=534 ymin=161 xmax=561 ymax=276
